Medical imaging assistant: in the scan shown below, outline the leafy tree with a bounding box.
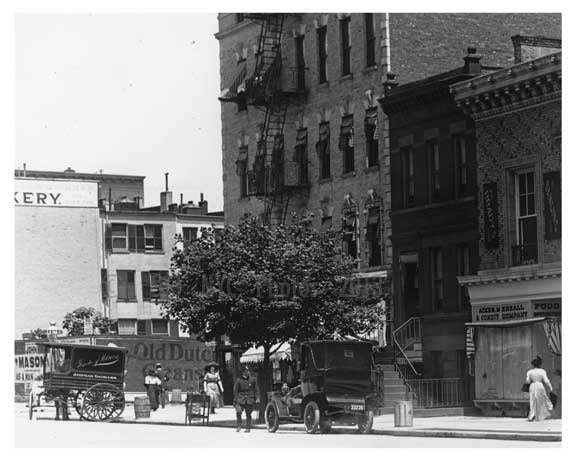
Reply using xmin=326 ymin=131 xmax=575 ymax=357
xmin=62 ymin=307 xmax=112 ymax=336
xmin=162 ymin=214 xmax=382 ymax=419
xmin=29 ymin=328 xmax=48 ymax=340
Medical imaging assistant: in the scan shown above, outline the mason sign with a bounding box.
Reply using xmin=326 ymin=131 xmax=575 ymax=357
xmin=14 ymin=178 xmax=98 ymax=208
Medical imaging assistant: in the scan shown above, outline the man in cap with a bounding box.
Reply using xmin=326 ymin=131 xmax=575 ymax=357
xmin=233 ymin=366 xmax=260 ymax=432
xmin=155 ymin=363 xmax=169 ymax=408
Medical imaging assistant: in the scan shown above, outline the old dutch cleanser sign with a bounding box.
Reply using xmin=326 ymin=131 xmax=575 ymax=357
xmin=14 ymin=178 xmax=98 ymax=208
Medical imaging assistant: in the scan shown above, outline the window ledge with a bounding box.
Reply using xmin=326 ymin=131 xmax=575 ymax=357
xmin=318 ymin=81 xmax=330 ymax=89
xmin=238 ymin=196 xmax=251 ymax=202
xmin=117 ymin=300 xmax=138 ymax=303
xmin=364 ymin=165 xmax=380 ymax=174
xmin=362 ymin=65 xmax=378 ymax=75
xmin=339 ymin=74 xmax=353 ymax=83
xmin=341 ymin=171 xmax=357 ymax=179
xmin=318 ymin=177 xmax=333 ymax=184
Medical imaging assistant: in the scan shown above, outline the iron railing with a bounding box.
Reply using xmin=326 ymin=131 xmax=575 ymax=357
xmin=405 ymin=378 xmax=471 ymax=408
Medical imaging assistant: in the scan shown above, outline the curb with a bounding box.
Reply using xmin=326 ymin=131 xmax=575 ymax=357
xmin=109 ymin=418 xmax=561 ymax=442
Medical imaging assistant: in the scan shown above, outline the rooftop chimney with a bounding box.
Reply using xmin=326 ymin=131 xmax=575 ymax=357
xmin=463 ymin=47 xmax=482 ymax=75
xmin=160 ymin=173 xmax=172 ymax=212
xmin=199 ymin=192 xmax=208 ymax=215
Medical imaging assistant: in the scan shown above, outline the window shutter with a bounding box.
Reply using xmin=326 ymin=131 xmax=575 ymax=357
xmin=482 ymin=182 xmax=499 ymax=249
xmin=142 ymin=272 xmax=150 ymax=301
xmin=543 ymin=171 xmax=561 ymax=240
xmin=104 ymin=224 xmax=112 ymax=251
xmin=136 ymin=225 xmax=145 ymax=252
xmin=127 ymin=271 xmax=136 ymax=300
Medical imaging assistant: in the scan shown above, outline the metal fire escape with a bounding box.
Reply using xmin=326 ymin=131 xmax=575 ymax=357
xmin=219 ymin=14 xmax=308 ymax=225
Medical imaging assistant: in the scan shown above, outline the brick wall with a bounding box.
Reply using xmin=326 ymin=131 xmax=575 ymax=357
xmin=476 ymin=99 xmax=561 ymax=270
xmin=389 ymin=13 xmax=561 ymax=84
xmin=15 ymin=206 xmax=102 ymax=337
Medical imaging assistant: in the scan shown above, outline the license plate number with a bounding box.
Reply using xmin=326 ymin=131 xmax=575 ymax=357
xmin=350 ymin=404 xmax=364 ymax=410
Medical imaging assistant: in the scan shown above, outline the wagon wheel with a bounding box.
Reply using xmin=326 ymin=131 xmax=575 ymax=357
xmin=28 ymin=392 xmax=34 ymax=420
xmin=81 ymin=383 xmax=125 ymax=422
xmin=303 ymin=401 xmax=320 ymax=434
xmin=357 ymin=410 xmax=374 ymax=434
xmin=264 ymin=402 xmax=280 ymax=433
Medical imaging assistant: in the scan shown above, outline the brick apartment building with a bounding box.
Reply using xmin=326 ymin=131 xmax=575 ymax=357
xmin=216 ymin=14 xmax=560 ymax=390
xmin=452 ymin=52 xmax=561 ymax=416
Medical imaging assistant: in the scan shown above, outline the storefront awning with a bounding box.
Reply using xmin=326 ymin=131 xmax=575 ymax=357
xmin=240 ymin=342 xmax=292 ymax=364
xmin=465 ymin=317 xmax=547 ymax=328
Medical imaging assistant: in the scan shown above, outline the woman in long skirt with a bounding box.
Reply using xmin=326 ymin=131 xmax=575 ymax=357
xmin=204 ymin=364 xmax=224 ymax=413
xmin=525 ymin=356 xmax=554 ymax=421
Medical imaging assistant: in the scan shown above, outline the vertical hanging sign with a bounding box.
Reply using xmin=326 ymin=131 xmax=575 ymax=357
xmin=543 ymin=171 xmax=561 ymax=240
xmin=483 ymin=182 xmax=499 ymax=249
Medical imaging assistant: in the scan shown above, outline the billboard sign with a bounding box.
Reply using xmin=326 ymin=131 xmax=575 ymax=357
xmin=14 ymin=178 xmax=98 ymax=208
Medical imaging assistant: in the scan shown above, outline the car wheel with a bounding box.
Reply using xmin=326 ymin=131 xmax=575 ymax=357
xmin=357 ymin=410 xmax=374 ymax=434
xmin=265 ymin=402 xmax=280 ymax=433
xmin=303 ymin=401 xmax=320 ymax=434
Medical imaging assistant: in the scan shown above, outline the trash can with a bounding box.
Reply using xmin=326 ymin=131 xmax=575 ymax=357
xmin=394 ymin=400 xmax=413 ymax=427
xmin=171 ymin=389 xmax=182 ymax=403
xmin=134 ymin=396 xmax=151 ymax=419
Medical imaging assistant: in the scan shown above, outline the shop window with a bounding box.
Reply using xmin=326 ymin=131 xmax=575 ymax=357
xmin=151 ymin=319 xmax=169 ymax=335
xmin=142 ymin=271 xmax=169 ymax=301
xmin=137 ymin=320 xmax=147 ymax=336
xmin=117 ymin=270 xmax=136 ymax=302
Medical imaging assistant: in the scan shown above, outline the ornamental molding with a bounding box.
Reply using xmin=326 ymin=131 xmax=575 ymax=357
xmin=452 ymin=52 xmax=561 ymax=120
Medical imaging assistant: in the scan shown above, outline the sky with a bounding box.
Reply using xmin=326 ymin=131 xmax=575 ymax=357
xmin=15 ymin=13 xmax=223 ymax=210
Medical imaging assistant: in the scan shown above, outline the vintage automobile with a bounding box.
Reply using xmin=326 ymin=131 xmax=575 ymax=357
xmin=28 ymin=342 xmax=127 ymax=422
xmin=264 ymin=340 xmax=376 ymax=434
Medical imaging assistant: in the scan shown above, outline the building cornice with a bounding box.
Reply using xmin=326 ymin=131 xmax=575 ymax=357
xmin=459 ymin=263 xmax=561 ymax=287
xmin=451 ymin=52 xmax=561 ymax=120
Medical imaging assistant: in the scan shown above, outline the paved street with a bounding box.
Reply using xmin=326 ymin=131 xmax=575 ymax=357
xmin=15 ymin=413 xmax=561 ymax=448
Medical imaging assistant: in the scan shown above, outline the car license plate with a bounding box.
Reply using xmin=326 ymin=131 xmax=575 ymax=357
xmin=351 ymin=404 xmax=364 ymax=411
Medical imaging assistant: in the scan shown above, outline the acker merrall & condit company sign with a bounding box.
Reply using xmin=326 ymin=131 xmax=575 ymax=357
xmin=472 ymin=298 xmax=561 ymax=322
xmin=14 ymin=178 xmax=98 ymax=208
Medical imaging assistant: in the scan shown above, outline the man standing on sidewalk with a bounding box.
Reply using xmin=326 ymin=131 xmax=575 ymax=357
xmin=155 ymin=363 xmax=169 ymax=408
xmin=233 ymin=366 xmax=259 ymax=432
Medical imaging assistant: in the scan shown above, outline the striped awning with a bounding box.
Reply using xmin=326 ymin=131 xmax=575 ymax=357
xmin=240 ymin=342 xmax=292 ymax=364
xmin=466 ymin=327 xmax=475 ymax=358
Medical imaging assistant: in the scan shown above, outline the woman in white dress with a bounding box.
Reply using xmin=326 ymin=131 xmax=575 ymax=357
xmin=525 ymin=356 xmax=553 ymax=421
xmin=203 ymin=364 xmax=224 ymax=413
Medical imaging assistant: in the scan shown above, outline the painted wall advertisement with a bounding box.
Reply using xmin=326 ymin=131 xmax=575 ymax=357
xmin=93 ymin=337 xmax=217 ymax=393
xmin=14 ymin=178 xmax=98 ymax=208
xmin=472 ymin=298 xmax=561 ymax=322
xmin=14 ymin=343 xmax=48 ymax=401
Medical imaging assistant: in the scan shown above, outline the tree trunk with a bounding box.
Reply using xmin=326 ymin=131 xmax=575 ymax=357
xmin=257 ymin=346 xmax=273 ymax=423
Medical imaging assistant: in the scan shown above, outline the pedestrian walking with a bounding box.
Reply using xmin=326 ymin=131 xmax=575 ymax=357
xmin=203 ymin=363 xmax=224 ymax=414
xmin=144 ymin=369 xmax=160 ymax=411
xmin=525 ymin=356 xmax=554 ymax=421
xmin=155 ymin=363 xmax=169 ymax=408
xmin=233 ymin=366 xmax=259 ymax=432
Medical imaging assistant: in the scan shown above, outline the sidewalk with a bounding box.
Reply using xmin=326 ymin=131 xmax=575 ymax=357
xmin=23 ymin=402 xmax=560 ymax=442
